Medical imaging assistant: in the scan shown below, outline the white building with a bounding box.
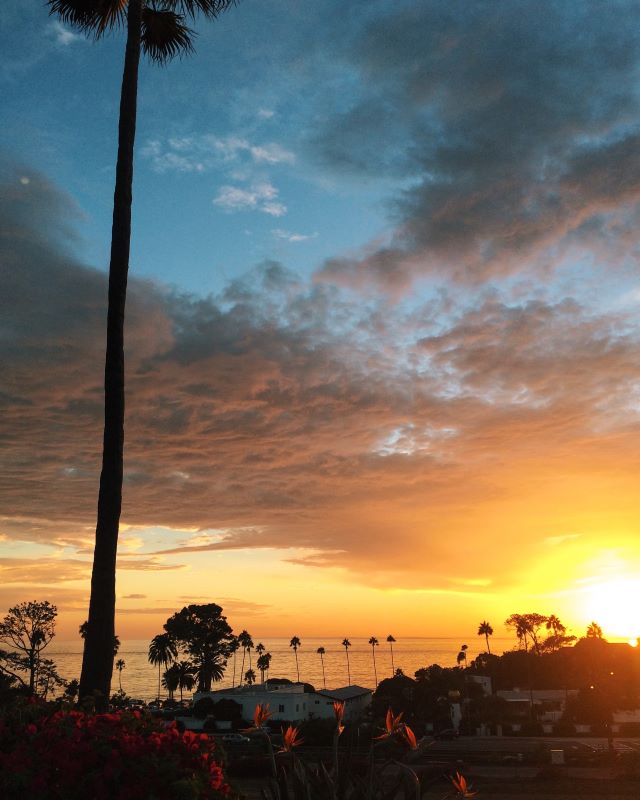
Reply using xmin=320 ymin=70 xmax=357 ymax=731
xmin=193 ymin=682 xmax=372 ymax=724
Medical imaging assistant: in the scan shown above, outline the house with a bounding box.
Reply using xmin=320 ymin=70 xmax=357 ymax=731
xmin=193 ymin=681 xmax=372 ymax=724
xmin=496 ymin=688 xmax=578 ymax=732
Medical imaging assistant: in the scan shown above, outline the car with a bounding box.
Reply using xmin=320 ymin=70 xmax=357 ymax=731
xmin=221 ymin=733 xmax=251 ymax=745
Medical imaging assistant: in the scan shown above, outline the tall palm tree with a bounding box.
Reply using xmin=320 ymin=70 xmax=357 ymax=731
xmin=47 ymin=0 xmax=237 ymax=707
xmin=290 ymin=636 xmax=301 ymax=682
xmin=317 ymin=647 xmax=326 ymax=689
xmin=477 ymin=621 xmax=493 ymax=654
xmin=342 ymin=638 xmax=351 ymax=685
xmin=386 ymin=635 xmax=396 ymax=676
xmin=230 ymin=636 xmax=239 ymax=688
xmin=148 ymin=633 xmax=177 ymax=702
xmin=368 ymin=637 xmax=379 ymax=687
xmin=115 ymin=658 xmax=125 ymax=692
xmin=238 ymin=630 xmax=252 ymax=684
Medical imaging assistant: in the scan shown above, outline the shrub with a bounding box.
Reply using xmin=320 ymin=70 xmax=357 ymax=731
xmin=0 ymin=706 xmax=234 ymax=799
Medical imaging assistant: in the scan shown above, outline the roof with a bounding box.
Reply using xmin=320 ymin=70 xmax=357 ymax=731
xmin=318 ymin=685 xmax=372 ymax=700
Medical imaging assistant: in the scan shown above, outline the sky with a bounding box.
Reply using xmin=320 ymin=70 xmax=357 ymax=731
xmin=2 ymin=0 xmax=640 ymax=645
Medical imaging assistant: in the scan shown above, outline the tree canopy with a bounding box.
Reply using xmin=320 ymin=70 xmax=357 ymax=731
xmin=163 ymin=604 xmax=235 ymax=692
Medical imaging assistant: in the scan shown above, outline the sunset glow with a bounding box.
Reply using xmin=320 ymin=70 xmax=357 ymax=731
xmin=2 ymin=1 xmax=640 ymax=651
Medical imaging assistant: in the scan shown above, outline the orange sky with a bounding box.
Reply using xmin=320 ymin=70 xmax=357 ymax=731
xmin=2 ymin=3 xmax=640 ymax=648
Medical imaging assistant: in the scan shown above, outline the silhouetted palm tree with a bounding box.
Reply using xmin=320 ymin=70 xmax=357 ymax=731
xmin=546 ymin=615 xmax=565 ymax=636
xmin=586 ymin=621 xmax=604 ymax=639
xmin=386 ymin=635 xmax=396 ymax=675
xmin=317 ymin=647 xmax=326 ymax=689
xmin=477 ymin=621 xmax=493 ymax=654
xmin=368 ymin=637 xmax=379 ymax=686
xmin=290 ymin=636 xmax=301 ymax=682
xmin=148 ymin=633 xmax=177 ymax=702
xmin=162 ymin=664 xmax=179 ymax=700
xmin=457 ymin=643 xmax=468 ymax=668
xmin=115 ymin=658 xmax=125 ymax=692
xmin=342 ymin=638 xmax=352 ymax=685
xmin=257 ymin=652 xmax=271 ymax=683
xmin=238 ymin=630 xmax=252 ymax=685
xmin=174 ymin=660 xmax=196 ymax=702
xmin=244 ymin=668 xmax=256 ymax=685
xmin=47 ymin=0 xmax=237 ymax=707
xmin=230 ymin=636 xmax=239 ymax=688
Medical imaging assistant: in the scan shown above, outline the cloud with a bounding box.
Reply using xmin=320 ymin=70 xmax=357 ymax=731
xmin=312 ymin=1 xmax=640 ymax=287
xmin=272 ymin=229 xmax=318 ymax=243
xmin=141 ymin=135 xmax=294 ymax=174
xmin=2 ymin=168 xmax=640 ymax=597
xmin=122 ymin=593 xmax=147 ymax=599
xmin=48 ymin=21 xmax=83 ymax=47
xmin=214 ymin=182 xmax=287 ymax=216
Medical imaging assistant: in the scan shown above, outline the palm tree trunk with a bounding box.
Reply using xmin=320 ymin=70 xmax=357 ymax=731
xmin=390 ymin=643 xmax=395 ymax=675
xmin=158 ymin=663 xmax=161 ymax=702
xmin=240 ymin=650 xmax=246 ymax=685
xmin=320 ymin=654 xmax=326 ymax=689
xmin=485 ymin=633 xmax=491 ymax=654
xmin=345 ymin=650 xmax=351 ymax=685
xmin=79 ymin=0 xmax=142 ymax=710
xmin=372 ymin=648 xmax=377 ymax=687
xmin=232 ymin=650 xmax=237 ymax=688
xmin=295 ymin=650 xmax=299 ymax=682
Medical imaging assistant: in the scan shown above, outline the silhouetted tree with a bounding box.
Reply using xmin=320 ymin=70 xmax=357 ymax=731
xmin=115 ymin=658 xmax=125 ymax=692
xmin=257 ymin=652 xmax=271 ymax=683
xmin=163 ymin=604 xmax=235 ymax=692
xmin=0 ymin=601 xmax=59 ymax=695
xmin=290 ymin=636 xmax=301 ymax=682
xmin=47 ymin=0 xmax=238 ymax=707
xmin=342 ymin=638 xmax=352 ymax=685
xmin=369 ymin=636 xmax=379 ymax=686
xmin=238 ymin=630 xmax=253 ymax=685
xmin=148 ymin=633 xmax=177 ymax=701
xmin=587 ymin=621 xmax=604 ymax=639
xmin=317 ymin=647 xmax=326 ymax=689
xmin=244 ymin=668 xmax=256 ymax=685
xmin=386 ymin=635 xmax=396 ymax=675
xmin=477 ymin=621 xmax=493 ymax=654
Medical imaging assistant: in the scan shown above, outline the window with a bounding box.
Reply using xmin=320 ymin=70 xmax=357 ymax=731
xmin=278 ymin=704 xmax=284 ymax=713
xmin=314 ymin=700 xmax=320 ymax=705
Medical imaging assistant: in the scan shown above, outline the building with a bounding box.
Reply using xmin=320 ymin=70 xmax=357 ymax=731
xmin=193 ymin=681 xmax=372 ymax=724
xmin=497 ymin=688 xmax=578 ymax=732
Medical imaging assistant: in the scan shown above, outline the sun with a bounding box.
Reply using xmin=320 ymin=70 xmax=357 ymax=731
xmin=583 ymin=578 xmax=640 ymax=640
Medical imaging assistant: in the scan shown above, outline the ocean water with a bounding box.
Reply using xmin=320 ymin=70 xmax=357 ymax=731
xmin=47 ymin=636 xmax=513 ymax=701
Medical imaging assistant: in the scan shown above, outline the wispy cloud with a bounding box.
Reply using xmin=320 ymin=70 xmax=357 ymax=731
xmin=48 ymin=21 xmax=83 ymax=47
xmin=214 ymin=182 xmax=286 ymax=216
xmin=141 ymin=134 xmax=294 ymax=174
xmin=272 ymin=228 xmax=317 ymax=243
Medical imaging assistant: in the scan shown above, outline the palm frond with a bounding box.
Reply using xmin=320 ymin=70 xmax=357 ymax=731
xmin=162 ymin=0 xmax=237 ymax=21
xmin=142 ymin=7 xmax=194 ymax=63
xmin=47 ymin=0 xmax=127 ymax=35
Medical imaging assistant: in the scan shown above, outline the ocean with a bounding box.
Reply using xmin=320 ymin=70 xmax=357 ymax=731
xmin=47 ymin=636 xmax=513 ymax=701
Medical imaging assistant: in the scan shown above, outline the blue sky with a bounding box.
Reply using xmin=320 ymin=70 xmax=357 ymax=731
xmin=2 ymin=1 xmax=640 ymax=639
xmin=2 ymin=0 xmax=396 ymax=296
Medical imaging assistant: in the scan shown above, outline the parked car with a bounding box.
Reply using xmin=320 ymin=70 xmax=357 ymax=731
xmin=221 ymin=733 xmax=251 ymax=745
